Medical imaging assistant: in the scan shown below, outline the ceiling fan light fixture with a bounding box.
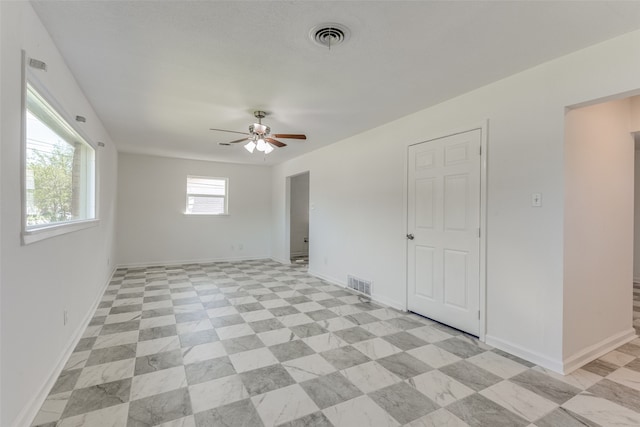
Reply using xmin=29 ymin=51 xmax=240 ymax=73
xmin=256 ymin=138 xmax=267 ymax=152
xmin=244 ymin=141 xmax=256 ymax=153
xmin=264 ymin=143 xmax=274 ymax=154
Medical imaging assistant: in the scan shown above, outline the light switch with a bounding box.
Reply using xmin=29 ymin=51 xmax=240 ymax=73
xmin=531 ymin=193 xmax=542 ymax=207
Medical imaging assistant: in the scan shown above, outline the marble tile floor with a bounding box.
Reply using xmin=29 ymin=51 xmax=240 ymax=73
xmin=31 ymin=260 xmax=640 ymax=427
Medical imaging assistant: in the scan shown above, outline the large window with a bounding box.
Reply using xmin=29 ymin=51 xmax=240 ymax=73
xmin=24 ymin=83 xmax=96 ymax=234
xmin=186 ymin=176 xmax=228 ymax=215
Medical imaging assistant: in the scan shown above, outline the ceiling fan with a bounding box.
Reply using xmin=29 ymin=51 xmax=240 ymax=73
xmin=210 ymin=111 xmax=306 ymax=154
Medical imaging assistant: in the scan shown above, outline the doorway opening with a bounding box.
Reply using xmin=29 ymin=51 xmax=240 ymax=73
xmin=289 ymin=172 xmax=310 ymax=265
xmin=563 ymin=93 xmax=640 ymax=371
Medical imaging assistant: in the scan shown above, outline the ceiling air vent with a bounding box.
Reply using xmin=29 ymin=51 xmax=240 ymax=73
xmin=310 ymin=23 xmax=350 ymax=49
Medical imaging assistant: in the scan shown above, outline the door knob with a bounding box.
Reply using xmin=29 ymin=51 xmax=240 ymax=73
xmin=406 ymin=234 xmax=414 ymax=240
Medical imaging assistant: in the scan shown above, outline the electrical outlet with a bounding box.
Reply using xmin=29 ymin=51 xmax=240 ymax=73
xmin=63 ymin=310 xmax=68 ymax=326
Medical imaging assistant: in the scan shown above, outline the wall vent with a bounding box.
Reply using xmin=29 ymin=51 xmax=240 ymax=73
xmin=347 ymin=275 xmax=372 ymax=296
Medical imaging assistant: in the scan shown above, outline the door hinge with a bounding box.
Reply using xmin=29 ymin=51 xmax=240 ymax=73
xmin=479 ymin=145 xmax=482 ymax=156
xmin=478 ymin=310 xmax=480 ymax=320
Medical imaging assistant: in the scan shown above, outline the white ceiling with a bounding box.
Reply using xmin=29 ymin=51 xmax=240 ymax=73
xmin=31 ymin=1 xmax=640 ymax=165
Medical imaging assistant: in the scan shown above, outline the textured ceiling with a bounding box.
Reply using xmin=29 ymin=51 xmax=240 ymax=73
xmin=31 ymin=1 xmax=640 ymax=165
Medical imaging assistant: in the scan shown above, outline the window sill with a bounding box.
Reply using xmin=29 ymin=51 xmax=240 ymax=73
xmin=22 ymin=219 xmax=100 ymax=245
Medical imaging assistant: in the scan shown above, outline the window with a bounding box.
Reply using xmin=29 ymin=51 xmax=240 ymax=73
xmin=24 ymin=83 xmax=96 ymax=237
xmin=186 ymin=176 xmax=228 ymax=215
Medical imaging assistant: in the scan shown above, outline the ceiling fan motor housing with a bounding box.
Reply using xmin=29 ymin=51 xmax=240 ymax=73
xmin=249 ymin=123 xmax=270 ymax=135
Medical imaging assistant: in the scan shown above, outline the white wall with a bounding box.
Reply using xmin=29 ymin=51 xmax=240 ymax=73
xmin=290 ymin=172 xmax=309 ymax=258
xmin=633 ymin=97 xmax=640 ymax=282
xmin=634 ymin=146 xmax=640 ymax=282
xmin=272 ymin=30 xmax=640 ymax=372
xmin=0 ymin=3 xmax=118 ymax=427
xmin=563 ymin=98 xmax=636 ymax=371
xmin=116 ymin=153 xmax=271 ymax=266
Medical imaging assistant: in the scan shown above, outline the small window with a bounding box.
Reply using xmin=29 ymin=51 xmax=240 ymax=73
xmin=186 ymin=176 xmax=228 ymax=215
xmin=24 ymin=83 xmax=96 ymax=231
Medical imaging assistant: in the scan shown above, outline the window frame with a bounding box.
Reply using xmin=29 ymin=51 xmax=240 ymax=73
xmin=21 ymin=52 xmax=99 ymax=245
xmin=185 ymin=175 xmax=229 ymax=216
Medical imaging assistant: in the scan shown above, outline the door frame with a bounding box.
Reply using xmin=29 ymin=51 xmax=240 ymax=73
xmin=403 ymin=121 xmax=489 ymax=341
xmin=285 ymin=171 xmax=311 ymax=264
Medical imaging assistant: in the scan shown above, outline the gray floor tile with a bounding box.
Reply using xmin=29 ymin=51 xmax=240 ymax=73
xmin=74 ymin=337 xmax=97 ymax=353
xmin=185 ymin=356 xmax=236 ymax=385
xmin=440 ymin=360 xmax=501 ymax=392
xmin=100 ymin=320 xmax=140 ymax=336
xmin=193 ymin=398 xmax=264 ymax=427
xmin=306 ymin=309 xmax=339 ymax=322
xmin=141 ymin=307 xmax=174 ymax=319
xmin=382 ymin=331 xmax=428 ymax=350
xmin=127 ymin=387 xmax=192 ymax=426
xmin=175 ymin=310 xmax=208 ymax=323
xmin=385 ymin=317 xmax=425 ymax=330
xmin=343 ymin=312 xmax=379 ymax=326
xmin=139 ymin=325 xmax=178 ymax=342
xmin=377 ymin=352 xmax=432 ymax=379
xmin=50 ymin=369 xmax=81 ymax=394
xmin=248 ymin=318 xmax=285 ymax=333
xmin=587 ymin=378 xmax=640 ymax=412
xmin=434 ymin=337 xmax=486 ymax=359
xmin=290 ymin=323 xmax=328 ymax=338
xmin=269 ymin=306 xmax=300 ymax=317
xmin=85 ymin=343 xmax=137 ymax=366
xmin=62 ymin=378 xmax=131 ymax=418
xmin=320 ymin=346 xmax=371 ymax=370
xmin=210 ymin=314 xmax=246 ymax=328
xmin=222 ymin=334 xmax=265 ymax=354
xmin=447 ymin=393 xmax=529 ymax=427
xmin=300 ymin=372 xmax=363 ymax=409
xmin=510 ymin=369 xmax=581 ymax=404
xmin=239 ymin=364 xmax=296 ymax=396
xmin=278 ymin=411 xmax=333 ymax=427
xmin=134 ymin=349 xmax=183 ymax=375
xmin=269 ymin=340 xmax=315 ymax=362
xmin=369 ymin=382 xmax=438 ymax=424
xmin=333 ymin=326 xmax=376 ymax=344
xmin=582 ymin=359 xmax=619 ymax=377
xmin=535 ymin=407 xmax=601 ymax=427
xmin=179 ymin=329 xmax=218 ymax=347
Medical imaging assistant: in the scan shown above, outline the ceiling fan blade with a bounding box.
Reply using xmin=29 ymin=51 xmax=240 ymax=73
xmin=228 ymin=137 xmax=249 ymax=144
xmin=266 ymin=138 xmax=287 ymax=148
xmin=209 ymin=128 xmax=250 ymax=136
xmin=272 ymin=134 xmax=306 ymax=140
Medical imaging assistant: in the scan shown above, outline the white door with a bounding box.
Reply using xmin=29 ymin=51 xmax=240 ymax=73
xmin=407 ymin=129 xmax=481 ymax=336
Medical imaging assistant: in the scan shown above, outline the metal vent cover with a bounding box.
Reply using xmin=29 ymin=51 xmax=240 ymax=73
xmin=310 ymin=23 xmax=350 ymax=49
xmin=347 ymin=275 xmax=372 ymax=296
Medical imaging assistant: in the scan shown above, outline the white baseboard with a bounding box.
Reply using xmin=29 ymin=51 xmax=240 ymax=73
xmin=307 ymin=269 xmax=404 ymax=312
xmin=270 ymin=256 xmax=291 ymax=265
xmin=15 ymin=267 xmax=116 ymax=427
xmin=562 ymin=328 xmax=637 ymax=374
xmin=485 ymin=334 xmax=564 ymax=374
xmin=116 ymin=254 xmax=271 ymax=269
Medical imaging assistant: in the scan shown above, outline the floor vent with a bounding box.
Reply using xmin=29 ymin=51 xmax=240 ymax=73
xmin=347 ymin=275 xmax=372 ymax=296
